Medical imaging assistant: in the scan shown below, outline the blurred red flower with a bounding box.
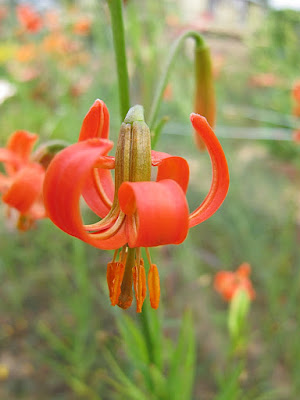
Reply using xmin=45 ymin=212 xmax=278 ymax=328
xmin=0 ymin=131 xmax=46 ymax=231
xmin=214 ymin=262 xmax=256 ymax=301
xmin=292 ymin=81 xmax=300 ymax=103
xmin=292 ymin=130 xmax=300 ymax=143
xmin=248 ymin=73 xmax=281 ymax=88
xmin=73 ymin=18 xmax=91 ymax=35
xmin=16 ymin=4 xmax=43 ymax=33
xmin=0 ymin=5 xmax=8 ymax=22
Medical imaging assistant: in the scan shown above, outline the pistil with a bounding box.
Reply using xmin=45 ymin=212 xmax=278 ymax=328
xmin=117 ymin=247 xmax=135 ymax=309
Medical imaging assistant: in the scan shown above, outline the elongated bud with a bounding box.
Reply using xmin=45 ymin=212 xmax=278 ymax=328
xmin=33 ymin=140 xmax=69 ymax=169
xmin=114 ymin=105 xmax=151 ymax=194
xmin=194 ymin=45 xmax=216 ymax=151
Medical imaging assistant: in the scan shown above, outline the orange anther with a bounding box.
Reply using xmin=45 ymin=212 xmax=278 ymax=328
xmin=106 ymin=262 xmax=125 ymax=306
xmin=148 ymin=264 xmax=160 ymax=309
xmin=132 ymin=259 xmax=147 ymax=313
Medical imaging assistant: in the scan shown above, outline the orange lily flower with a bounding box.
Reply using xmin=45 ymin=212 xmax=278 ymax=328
xmin=73 ymin=18 xmax=92 ymax=35
xmin=293 ymin=103 xmax=300 ymax=118
xmin=292 ymin=81 xmax=300 ymax=103
xmin=214 ymin=262 xmax=256 ymax=302
xmin=0 ymin=6 xmax=8 ymax=22
xmin=16 ymin=4 xmax=43 ymax=33
xmin=44 ymin=100 xmax=229 ymax=312
xmin=292 ymin=81 xmax=300 ymax=117
xmin=16 ymin=43 xmax=37 ymax=63
xmin=0 ymin=131 xmax=46 ymax=231
xmin=248 ymin=73 xmax=280 ymax=88
xmin=292 ymin=130 xmax=300 ymax=143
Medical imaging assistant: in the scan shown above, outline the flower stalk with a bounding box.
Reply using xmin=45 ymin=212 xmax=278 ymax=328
xmin=148 ymin=30 xmax=207 ymax=137
xmin=106 ymin=0 xmax=130 ymax=120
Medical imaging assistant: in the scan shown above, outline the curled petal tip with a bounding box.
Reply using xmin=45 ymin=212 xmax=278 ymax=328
xmin=92 ymin=98 xmax=104 ymax=108
xmin=190 ymin=113 xmax=209 ymax=127
xmin=79 ymin=99 xmax=110 ymax=141
xmin=189 ymin=113 xmax=229 ymax=227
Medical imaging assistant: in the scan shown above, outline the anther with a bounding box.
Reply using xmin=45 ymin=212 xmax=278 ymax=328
xmin=106 ymin=262 xmax=125 ymax=306
xmin=148 ymin=264 xmax=160 ymax=309
xmin=132 ymin=258 xmax=147 ymax=313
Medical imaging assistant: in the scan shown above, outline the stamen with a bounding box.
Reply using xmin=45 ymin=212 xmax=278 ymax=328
xmin=93 ymin=156 xmax=115 ymax=169
xmin=84 ymin=208 xmax=119 ymax=230
xmin=112 ymin=248 xmax=118 ymax=263
xmin=92 ymin=168 xmax=113 ymax=209
xmin=132 ymin=251 xmax=146 ymax=312
xmin=17 ymin=214 xmax=34 ymax=231
xmin=106 ymin=261 xmax=125 ymax=306
xmin=148 ymin=264 xmax=160 ymax=309
xmin=145 ymin=247 xmax=152 ymax=265
xmin=135 ymin=248 xmax=141 ymax=270
xmin=119 ymin=245 xmax=127 ymax=263
xmin=89 ymin=211 xmax=125 ymax=239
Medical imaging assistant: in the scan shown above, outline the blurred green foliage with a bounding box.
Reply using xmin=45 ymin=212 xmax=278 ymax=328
xmin=250 ymin=9 xmax=300 ymax=78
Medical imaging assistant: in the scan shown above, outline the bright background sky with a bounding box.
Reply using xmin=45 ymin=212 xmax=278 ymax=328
xmin=270 ymin=0 xmax=300 ymax=10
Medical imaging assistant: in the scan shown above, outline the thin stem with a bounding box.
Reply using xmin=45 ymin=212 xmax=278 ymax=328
xmin=107 ymin=0 xmax=130 ymax=121
xmin=148 ymin=30 xmax=206 ymax=134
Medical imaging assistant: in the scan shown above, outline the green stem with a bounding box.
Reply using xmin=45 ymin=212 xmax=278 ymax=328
xmin=148 ymin=30 xmax=206 ymax=134
xmin=107 ymin=0 xmax=130 ymax=121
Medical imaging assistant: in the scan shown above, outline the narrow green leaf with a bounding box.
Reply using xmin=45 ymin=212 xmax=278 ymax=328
xmin=117 ymin=315 xmax=150 ymax=365
xmin=214 ymin=363 xmax=244 ymax=400
xmin=168 ymin=309 xmax=196 ymax=400
xmin=103 ymin=348 xmax=148 ymax=400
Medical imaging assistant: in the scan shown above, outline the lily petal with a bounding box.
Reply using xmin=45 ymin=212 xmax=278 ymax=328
xmin=7 ymin=130 xmax=38 ymax=164
xmin=0 ymin=148 xmax=22 ymax=185
xmin=0 ymin=148 xmax=22 ymax=166
xmin=189 ymin=114 xmax=229 ymax=227
xmin=118 ymin=179 xmax=189 ymax=248
xmin=78 ymin=99 xmax=110 ymax=140
xmin=78 ymin=99 xmax=114 ymax=217
xmin=151 ymin=150 xmax=190 ymax=193
xmin=0 ymin=174 xmax=12 ymax=192
xmin=43 ymin=139 xmax=127 ymax=250
xmin=2 ymin=163 xmax=44 ymax=213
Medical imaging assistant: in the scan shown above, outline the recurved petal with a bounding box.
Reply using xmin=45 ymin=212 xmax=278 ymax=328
xmin=214 ymin=271 xmax=235 ymax=300
xmin=0 ymin=174 xmax=12 ymax=192
xmin=43 ymin=139 xmax=126 ymax=250
xmin=152 ymin=150 xmax=190 ymax=193
xmin=2 ymin=163 xmax=44 ymax=213
xmin=118 ymin=179 xmax=189 ymax=248
xmin=189 ymin=114 xmax=229 ymax=227
xmin=78 ymin=99 xmax=110 ymax=141
xmin=7 ymin=130 xmax=38 ymax=163
xmin=0 ymin=148 xmax=22 ymax=178
xmin=0 ymin=148 xmax=21 ymax=165
xmin=81 ymin=166 xmax=114 ymax=218
xmin=78 ymin=99 xmax=114 ymax=216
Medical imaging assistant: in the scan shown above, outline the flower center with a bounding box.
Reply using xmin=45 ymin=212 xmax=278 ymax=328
xmin=106 ymin=105 xmax=160 ymax=312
